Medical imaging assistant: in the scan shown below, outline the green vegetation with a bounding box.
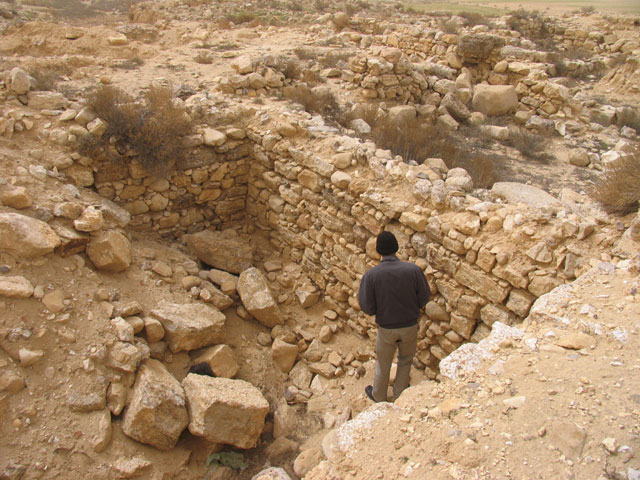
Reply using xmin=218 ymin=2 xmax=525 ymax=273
xmin=205 ymin=451 xmax=249 ymax=472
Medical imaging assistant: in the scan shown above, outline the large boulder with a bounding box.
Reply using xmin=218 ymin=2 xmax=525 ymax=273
xmin=150 ymin=301 xmax=225 ymax=353
xmin=182 ymin=375 xmax=269 ymax=449
xmin=491 ymin=182 xmax=562 ymax=210
xmin=237 ymin=267 xmax=284 ymax=327
xmin=472 ymin=84 xmax=518 ymax=116
xmin=121 ymin=359 xmax=189 ymax=450
xmin=85 ymin=230 xmax=132 ymax=273
xmin=185 ymin=229 xmax=253 ymax=274
xmin=0 ymin=213 xmax=60 ymax=258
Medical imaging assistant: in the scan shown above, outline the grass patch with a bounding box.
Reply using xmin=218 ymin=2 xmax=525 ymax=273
xmin=590 ymin=148 xmax=640 ymax=213
xmin=80 ymin=85 xmax=192 ymax=175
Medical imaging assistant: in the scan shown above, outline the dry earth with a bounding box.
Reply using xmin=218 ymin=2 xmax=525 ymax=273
xmin=0 ymin=1 xmax=639 ymax=480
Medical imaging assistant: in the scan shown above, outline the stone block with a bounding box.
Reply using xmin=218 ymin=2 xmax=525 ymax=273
xmin=150 ymin=301 xmax=226 ymax=353
xmin=0 ymin=213 xmax=60 ymax=258
xmin=506 ymin=289 xmax=535 ymax=317
xmin=238 ymin=267 xmax=284 ymax=327
xmin=182 ymin=375 xmax=269 ymax=449
xmin=122 ymin=360 xmax=188 ymax=450
xmin=455 ymin=263 xmax=510 ymax=303
xmin=86 ymin=230 xmax=132 ymax=273
xmin=194 ymin=344 xmax=239 ymax=378
xmin=480 ymin=304 xmax=515 ymax=327
xmin=450 ymin=313 xmax=476 ymax=339
xmin=185 ymin=229 xmax=253 ymax=274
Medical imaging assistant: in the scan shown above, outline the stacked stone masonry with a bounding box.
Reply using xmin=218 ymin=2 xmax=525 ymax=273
xmin=44 ymin=109 xmax=617 ymax=377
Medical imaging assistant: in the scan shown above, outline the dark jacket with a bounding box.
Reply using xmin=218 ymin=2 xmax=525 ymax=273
xmin=358 ymin=255 xmax=431 ymax=329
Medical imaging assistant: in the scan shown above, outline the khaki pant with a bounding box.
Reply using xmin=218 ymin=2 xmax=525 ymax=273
xmin=372 ymin=324 xmax=418 ymax=402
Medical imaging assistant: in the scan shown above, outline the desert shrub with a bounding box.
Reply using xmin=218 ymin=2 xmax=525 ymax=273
xmin=194 ymin=52 xmax=213 ymax=64
xmin=225 ymin=10 xmax=257 ymax=25
xmin=112 ymin=56 xmax=144 ymax=70
xmin=332 ymin=11 xmax=350 ymax=31
xmin=438 ymin=17 xmax=459 ymax=34
xmin=591 ymin=148 xmax=640 ymax=213
xmin=284 ymin=85 xmax=342 ymax=121
xmin=458 ymin=11 xmax=488 ymax=26
xmin=580 ymin=5 xmax=595 ymax=14
xmin=616 ymin=106 xmax=640 ymax=133
xmin=82 ymin=85 xmax=192 ymax=174
xmin=506 ymin=128 xmax=548 ymax=161
xmin=314 ymin=0 xmax=328 ymax=12
xmin=287 ymin=0 xmax=303 ymax=12
xmin=449 ymin=151 xmax=500 ymax=189
xmin=28 ymin=67 xmax=62 ymax=91
xmin=320 ymin=51 xmax=352 ymax=68
xmin=294 ymin=47 xmax=317 ymax=61
xmin=283 ymin=59 xmax=301 ymax=80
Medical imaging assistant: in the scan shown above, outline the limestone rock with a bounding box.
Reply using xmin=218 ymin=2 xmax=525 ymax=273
xmin=556 ymin=332 xmax=596 ymax=350
xmin=185 ymin=229 xmax=253 ymax=274
xmin=0 ymin=276 xmax=34 ymax=298
xmin=86 ymin=230 xmax=132 ymax=273
xmin=289 ymin=361 xmax=313 ymax=390
xmin=237 ymin=267 xmax=284 ymax=327
xmin=122 ymin=359 xmax=188 ymax=450
xmin=472 ymin=84 xmax=518 ymax=116
xmin=251 ymin=467 xmax=292 ymax=480
xmin=271 ymin=338 xmax=298 ymax=373
xmin=9 ymin=67 xmax=32 ymax=94
xmin=0 ymin=186 xmax=32 ymax=209
xmin=150 ymin=301 xmax=225 ymax=353
xmin=89 ymin=409 xmax=112 ymax=453
xmin=294 ymin=448 xmax=324 ymax=478
xmin=194 ymin=344 xmax=239 ymax=378
xmin=182 ymin=374 xmax=269 ymax=449
xmin=548 ymin=420 xmax=586 ymax=459
xmin=143 ymin=317 xmax=165 ymax=343
xmin=0 ymin=213 xmax=60 ymax=258
xmin=491 ymin=182 xmax=562 ymax=210
xmin=111 ymin=457 xmax=151 ymax=478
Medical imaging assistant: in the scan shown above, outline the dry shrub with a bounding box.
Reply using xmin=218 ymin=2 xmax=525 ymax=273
xmin=591 ymin=149 xmax=640 ymax=213
xmin=82 ymin=85 xmax=192 ymax=174
xmin=283 ymin=85 xmax=342 ymax=121
xmin=459 ymin=11 xmax=489 ymax=27
xmin=283 ymin=60 xmax=300 ymax=80
xmin=294 ymin=47 xmax=317 ymax=61
xmin=287 ymin=0 xmax=303 ymax=12
xmin=314 ymin=0 xmax=328 ymax=12
xmin=507 ymin=128 xmax=548 ymax=161
xmin=28 ymin=67 xmax=62 ymax=91
xmin=320 ymin=51 xmax=352 ymax=68
xmin=194 ymin=52 xmax=213 ymax=64
xmin=112 ymin=56 xmax=144 ymax=70
xmin=225 ymin=11 xmax=257 ymax=25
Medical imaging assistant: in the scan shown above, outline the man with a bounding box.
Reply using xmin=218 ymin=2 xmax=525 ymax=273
xmin=358 ymin=231 xmax=430 ymax=402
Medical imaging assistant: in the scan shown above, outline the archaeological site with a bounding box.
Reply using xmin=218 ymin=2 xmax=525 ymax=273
xmin=0 ymin=0 xmax=639 ymax=478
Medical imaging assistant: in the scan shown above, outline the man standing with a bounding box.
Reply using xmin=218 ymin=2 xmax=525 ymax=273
xmin=358 ymin=231 xmax=431 ymax=402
